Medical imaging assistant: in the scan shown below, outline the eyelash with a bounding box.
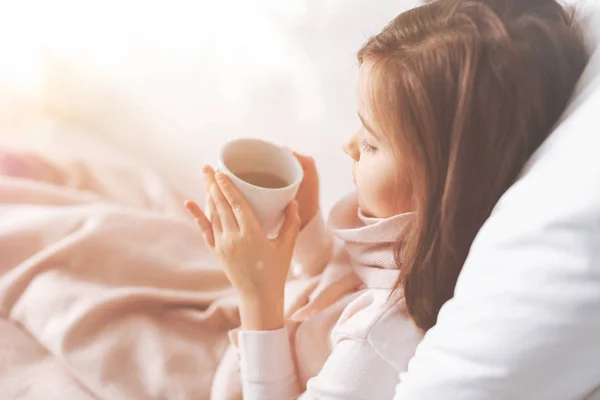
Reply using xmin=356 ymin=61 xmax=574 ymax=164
xmin=359 ymin=139 xmax=377 ymax=153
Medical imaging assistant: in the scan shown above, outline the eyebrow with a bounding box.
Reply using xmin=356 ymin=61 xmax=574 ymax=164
xmin=357 ymin=112 xmax=380 ymax=138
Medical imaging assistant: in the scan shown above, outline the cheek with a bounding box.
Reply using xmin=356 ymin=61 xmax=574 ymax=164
xmin=355 ymin=156 xmax=403 ymax=218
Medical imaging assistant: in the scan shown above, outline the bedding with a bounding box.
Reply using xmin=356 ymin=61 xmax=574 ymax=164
xmin=0 ymin=142 xmax=238 ymax=399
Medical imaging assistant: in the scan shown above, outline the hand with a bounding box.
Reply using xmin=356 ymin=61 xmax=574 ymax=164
xmin=185 ymin=166 xmax=302 ymax=330
xmin=291 ymin=151 xmax=320 ymax=229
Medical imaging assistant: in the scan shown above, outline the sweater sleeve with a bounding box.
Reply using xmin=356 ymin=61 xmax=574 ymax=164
xmin=291 ymin=211 xmax=334 ymax=277
xmin=235 ymin=328 xmax=399 ymax=400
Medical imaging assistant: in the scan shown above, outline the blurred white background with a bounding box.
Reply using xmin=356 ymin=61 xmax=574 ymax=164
xmin=0 ymin=0 xmax=423 ymax=209
xmin=0 ymin=0 xmax=493 ymax=211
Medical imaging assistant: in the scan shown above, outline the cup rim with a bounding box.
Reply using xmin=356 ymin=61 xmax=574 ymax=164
xmin=218 ymin=137 xmax=304 ymax=192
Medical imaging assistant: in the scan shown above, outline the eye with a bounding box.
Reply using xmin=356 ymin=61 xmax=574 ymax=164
xmin=359 ymin=138 xmax=377 ymax=153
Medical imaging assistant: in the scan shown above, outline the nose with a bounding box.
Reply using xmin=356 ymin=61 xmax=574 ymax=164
xmin=343 ymin=131 xmax=360 ymax=162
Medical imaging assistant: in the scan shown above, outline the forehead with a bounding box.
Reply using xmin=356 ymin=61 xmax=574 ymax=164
xmin=356 ymin=63 xmax=376 ymax=118
xmin=355 ymin=62 xmax=395 ymax=145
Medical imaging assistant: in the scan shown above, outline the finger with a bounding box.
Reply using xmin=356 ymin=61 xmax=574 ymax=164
xmin=215 ymin=172 xmax=261 ymax=233
xmin=185 ymin=200 xmax=206 ymax=224
xmin=204 ymin=166 xmax=239 ymax=232
xmin=210 ymin=181 xmax=239 ymax=232
xmin=203 ymin=166 xmax=220 ymax=235
xmin=276 ymin=200 xmax=301 ymax=247
xmin=208 ymin=196 xmax=222 ymax=234
xmin=203 ymin=228 xmax=215 ymax=248
xmin=202 ymin=165 xmax=217 ymax=194
xmin=184 ymin=200 xmax=216 ymax=248
xmin=291 ymin=151 xmax=316 ymax=170
xmin=185 ymin=200 xmax=211 ymax=230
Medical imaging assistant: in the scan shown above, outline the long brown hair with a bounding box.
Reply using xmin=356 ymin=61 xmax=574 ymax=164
xmin=358 ymin=0 xmax=589 ymax=331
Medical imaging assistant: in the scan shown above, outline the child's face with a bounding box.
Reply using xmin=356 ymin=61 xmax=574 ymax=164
xmin=343 ymin=63 xmax=412 ymax=218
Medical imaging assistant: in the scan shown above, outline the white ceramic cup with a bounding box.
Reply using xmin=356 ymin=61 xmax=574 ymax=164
xmin=217 ymin=138 xmax=304 ymax=234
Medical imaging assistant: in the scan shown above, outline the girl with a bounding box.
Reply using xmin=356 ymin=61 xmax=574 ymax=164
xmin=186 ymin=0 xmax=589 ymax=398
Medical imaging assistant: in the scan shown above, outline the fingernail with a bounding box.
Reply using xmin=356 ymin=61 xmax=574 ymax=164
xmin=202 ymin=165 xmax=212 ymax=175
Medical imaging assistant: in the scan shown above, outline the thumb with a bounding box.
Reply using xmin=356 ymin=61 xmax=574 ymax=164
xmin=289 ymin=150 xmax=315 ymax=169
xmin=276 ymin=200 xmax=301 ymax=247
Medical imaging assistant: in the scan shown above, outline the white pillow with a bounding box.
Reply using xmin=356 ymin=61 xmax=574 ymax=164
xmin=396 ymin=2 xmax=600 ymax=399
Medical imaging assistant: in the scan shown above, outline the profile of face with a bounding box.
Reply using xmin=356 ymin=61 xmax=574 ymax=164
xmin=343 ymin=63 xmax=413 ymax=219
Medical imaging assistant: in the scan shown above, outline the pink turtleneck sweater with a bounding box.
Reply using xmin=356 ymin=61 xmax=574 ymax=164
xmin=231 ymin=194 xmax=424 ymax=400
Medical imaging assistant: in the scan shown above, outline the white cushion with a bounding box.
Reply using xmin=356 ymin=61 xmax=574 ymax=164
xmin=396 ymin=2 xmax=600 ymax=399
